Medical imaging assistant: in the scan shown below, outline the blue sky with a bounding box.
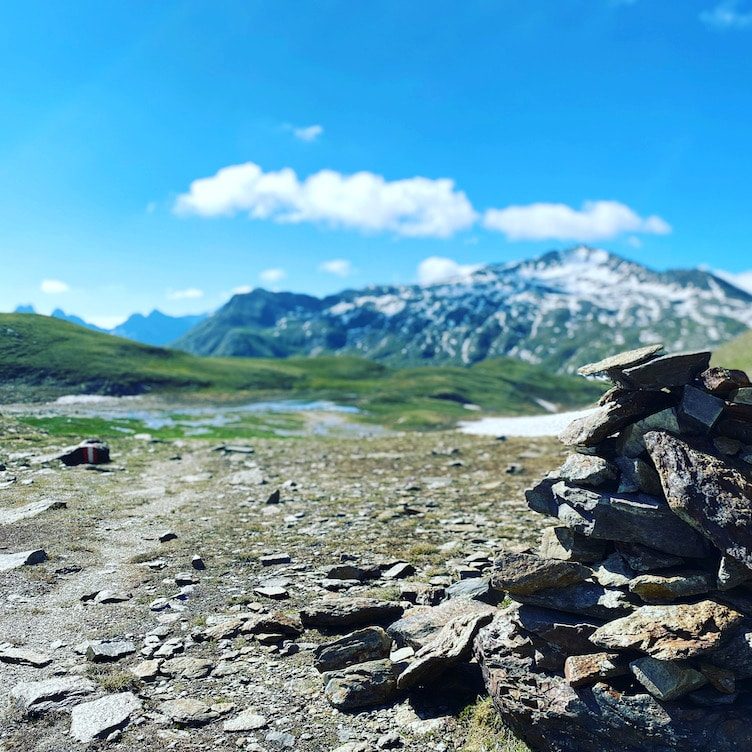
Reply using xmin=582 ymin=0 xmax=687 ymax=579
xmin=1 ymin=0 xmax=751 ymax=326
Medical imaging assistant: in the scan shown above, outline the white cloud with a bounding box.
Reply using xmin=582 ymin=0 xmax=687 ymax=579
xmin=417 ymin=256 xmax=480 ymax=286
xmin=167 ymin=287 xmax=204 ymax=300
xmin=701 ymin=1 xmax=752 ymax=29
xmin=292 ymin=124 xmax=324 ymax=142
xmin=232 ymin=284 xmax=253 ymax=295
xmin=319 ymin=259 xmax=353 ymax=277
xmin=174 ymin=161 xmax=477 ymax=239
xmin=482 ymin=200 xmax=671 ymax=242
xmin=40 ymin=278 xmax=70 ymax=294
xmin=260 ymin=268 xmax=287 ymax=284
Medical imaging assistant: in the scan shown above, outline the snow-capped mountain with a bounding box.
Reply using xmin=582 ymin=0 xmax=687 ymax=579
xmin=175 ymin=247 xmax=752 ymax=372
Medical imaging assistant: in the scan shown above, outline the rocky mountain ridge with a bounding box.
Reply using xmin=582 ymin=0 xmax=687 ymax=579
xmin=176 ymin=247 xmax=752 ymax=373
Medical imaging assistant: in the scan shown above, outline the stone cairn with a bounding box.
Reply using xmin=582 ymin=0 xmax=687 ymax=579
xmin=475 ymin=345 xmax=752 ymax=752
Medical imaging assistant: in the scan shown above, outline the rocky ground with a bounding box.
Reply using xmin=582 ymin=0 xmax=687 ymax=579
xmin=0 ymin=416 xmax=560 ymax=751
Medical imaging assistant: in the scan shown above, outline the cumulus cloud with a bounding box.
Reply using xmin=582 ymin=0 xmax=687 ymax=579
xmin=174 ymin=162 xmax=478 ymax=239
xmin=260 ymin=268 xmax=287 ymax=284
xmin=482 ymin=200 xmax=671 ymax=242
xmin=167 ymin=287 xmax=204 ymax=300
xmin=291 ymin=124 xmax=324 ymax=142
xmin=319 ymin=259 xmax=353 ymax=277
xmin=417 ymin=256 xmax=481 ymax=286
xmin=701 ymin=1 xmax=752 ymax=28
xmin=40 ymin=279 xmax=70 ymax=294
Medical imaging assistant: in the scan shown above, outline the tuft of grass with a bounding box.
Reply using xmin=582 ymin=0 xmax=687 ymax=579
xmin=86 ymin=666 xmax=139 ymax=693
xmin=459 ymin=698 xmax=530 ymax=752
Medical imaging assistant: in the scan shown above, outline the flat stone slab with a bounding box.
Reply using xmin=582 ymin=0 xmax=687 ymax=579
xmin=323 ymin=659 xmax=398 ymax=710
xmin=512 ymin=581 xmax=636 ymax=620
xmin=85 ymin=640 xmax=136 ymax=663
xmin=630 ymin=657 xmax=707 ymax=701
xmin=621 ymin=351 xmax=711 ymax=390
xmin=490 ymin=552 xmax=591 ymax=595
xmin=397 ymin=611 xmax=492 ymax=690
xmin=577 ymin=345 xmax=665 ymax=377
xmin=629 ymin=571 xmax=715 ymax=604
xmin=590 ymin=601 xmax=744 ymax=661
xmin=70 ymin=692 xmax=141 ymax=743
xmin=314 ymin=627 xmax=392 ymax=672
xmin=645 ymin=431 xmax=752 ymax=568
xmin=0 ymin=646 xmax=52 ymax=667
xmin=564 ymin=652 xmax=629 ymax=688
xmin=301 ymin=598 xmax=403 ymax=629
xmin=0 ymin=549 xmax=47 ymax=572
xmin=548 ymin=482 xmax=707 ymax=558
xmin=223 ymin=710 xmax=269 ymax=732
xmin=11 ymin=676 xmax=96 ymax=714
xmin=0 ymin=499 xmax=65 ymax=525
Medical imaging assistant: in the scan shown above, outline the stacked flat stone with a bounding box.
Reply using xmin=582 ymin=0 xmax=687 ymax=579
xmin=475 ymin=345 xmax=752 ymax=752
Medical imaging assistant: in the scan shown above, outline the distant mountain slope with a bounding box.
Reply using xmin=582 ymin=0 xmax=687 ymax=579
xmin=0 ymin=314 xmax=602 ymax=428
xmin=110 ymin=309 xmax=207 ymax=346
xmin=713 ymin=329 xmax=752 ymax=373
xmin=14 ymin=305 xmax=206 ymax=346
xmin=176 ymin=247 xmax=752 ymax=372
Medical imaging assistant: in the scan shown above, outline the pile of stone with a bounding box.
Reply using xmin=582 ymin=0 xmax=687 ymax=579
xmin=475 ymin=345 xmax=752 ymax=752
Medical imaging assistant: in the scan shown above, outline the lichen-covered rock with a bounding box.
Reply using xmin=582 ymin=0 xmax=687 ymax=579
xmin=323 ymin=659 xmax=398 ymax=710
xmin=590 ymin=601 xmax=743 ymax=661
xmin=313 ymin=627 xmax=391 ymax=672
xmin=645 ymin=432 xmax=752 ymax=568
xmin=476 ymin=609 xmax=752 ymax=752
xmin=301 ymin=598 xmax=403 ymax=629
xmin=490 ymin=552 xmax=591 ymax=596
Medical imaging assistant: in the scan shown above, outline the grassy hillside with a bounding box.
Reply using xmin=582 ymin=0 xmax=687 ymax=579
xmin=713 ymin=330 xmax=752 ymax=373
xmin=0 ymin=314 xmax=603 ymax=429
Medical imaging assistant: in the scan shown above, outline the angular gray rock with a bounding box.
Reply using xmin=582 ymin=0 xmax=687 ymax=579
xmin=629 ymin=571 xmax=715 ymax=604
xmin=559 ymin=391 xmax=675 ymax=447
xmin=679 ymin=385 xmax=725 ymax=431
xmin=591 ymin=553 xmax=635 ymax=588
xmin=564 ymin=652 xmax=629 ymax=688
xmin=301 ymin=598 xmax=403 ymax=629
xmin=0 ymin=646 xmax=52 ymax=667
xmin=12 ymin=676 xmax=96 ymax=714
xmin=223 ymin=710 xmax=269 ymax=732
xmin=69 ymin=692 xmax=141 ymax=743
xmin=85 ymin=640 xmax=136 ymax=663
xmin=621 ymin=351 xmax=711 ymax=390
xmin=490 ymin=552 xmax=591 ymax=595
xmin=323 ymin=659 xmax=398 ymax=710
xmin=645 ymin=432 xmax=752 ymax=568
xmin=160 ymin=656 xmax=213 ymax=679
xmin=314 ymin=627 xmax=392 ymax=672
xmin=387 ymin=598 xmax=493 ymax=649
xmin=577 ymin=344 xmax=664 ymax=378
xmin=512 ymin=581 xmax=636 ymax=620
xmin=629 ymin=657 xmax=707 ymax=701
xmin=397 ymin=611 xmax=492 ymax=689
xmin=549 ymin=481 xmax=706 ymax=558
xmin=159 ymin=698 xmax=217 ymax=725
xmin=555 ymin=454 xmax=617 ymax=487
xmin=538 ymin=525 xmax=607 ymax=563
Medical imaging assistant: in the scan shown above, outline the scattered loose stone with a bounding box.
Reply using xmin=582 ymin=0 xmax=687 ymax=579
xmin=382 ymin=562 xmax=415 ymax=580
xmin=191 ymin=555 xmax=205 ymax=570
xmin=323 ymin=659 xmax=398 ymax=710
xmin=0 ymin=498 xmax=65 ymax=525
xmin=93 ymin=589 xmax=131 ymax=604
xmin=223 ymin=710 xmax=269 ymax=732
xmin=0 ymin=549 xmax=47 ymax=572
xmin=85 ymin=640 xmax=137 ymax=663
xmin=69 ymin=692 xmax=141 ymax=743
xmin=159 ymin=698 xmax=217 ymax=726
xmin=261 ymin=553 xmax=292 ymax=566
xmin=314 ymin=627 xmax=392 ymax=672
xmin=254 ymin=585 xmax=289 ymax=600
xmin=12 ymin=676 xmax=96 ymax=714
xmin=130 ymin=659 xmax=161 ymax=681
xmin=0 ymin=646 xmax=52 ymax=667
xmin=160 ymin=656 xmax=214 ymax=679
xmin=158 ymin=530 xmax=177 ymax=543
xmin=630 ymin=657 xmax=707 ymax=701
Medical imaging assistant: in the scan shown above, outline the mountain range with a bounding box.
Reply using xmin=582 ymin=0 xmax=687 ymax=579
xmin=174 ymin=247 xmax=752 ymax=373
xmin=14 ymin=306 xmax=206 ymax=346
